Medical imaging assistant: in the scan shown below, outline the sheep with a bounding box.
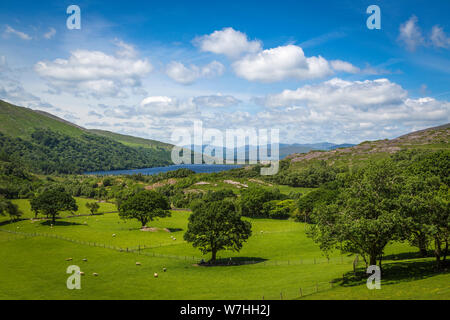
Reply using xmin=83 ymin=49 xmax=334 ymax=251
xmin=82 ymin=258 xmax=88 ymax=262
xmin=136 ymin=262 xmax=141 ymax=266
xmin=93 ymin=273 xmax=99 ymax=276
xmin=66 ymin=258 xmax=73 ymax=261
xmin=112 ymin=234 xmax=116 ymax=237
xmin=154 ymin=273 xmax=158 ymax=278
xmin=79 ymin=272 xmax=85 ymax=276
xmin=163 ymin=268 xmax=167 ymax=272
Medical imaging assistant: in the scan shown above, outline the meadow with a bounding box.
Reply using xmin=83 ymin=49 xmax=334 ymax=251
xmin=0 ymin=199 xmax=448 ymax=300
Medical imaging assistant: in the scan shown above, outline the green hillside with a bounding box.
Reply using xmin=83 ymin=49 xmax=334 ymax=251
xmin=88 ymin=129 xmax=172 ymax=150
xmin=0 ymin=100 xmax=84 ymax=139
xmin=0 ymin=100 xmax=173 ymax=174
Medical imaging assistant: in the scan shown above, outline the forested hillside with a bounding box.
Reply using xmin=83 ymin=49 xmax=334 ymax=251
xmin=0 ymin=100 xmax=173 ymax=174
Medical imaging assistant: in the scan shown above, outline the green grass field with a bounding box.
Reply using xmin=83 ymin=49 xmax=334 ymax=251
xmin=0 ymin=199 xmax=448 ymax=300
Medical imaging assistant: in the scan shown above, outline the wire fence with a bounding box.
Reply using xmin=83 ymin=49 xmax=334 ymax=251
xmin=1 ymin=228 xmax=360 ymax=300
xmin=0 ymin=228 xmax=357 ymax=267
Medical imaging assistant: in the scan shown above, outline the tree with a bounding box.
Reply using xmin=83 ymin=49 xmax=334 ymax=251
xmin=0 ymin=197 xmax=22 ymax=221
xmin=308 ymin=160 xmax=405 ymax=268
xmin=295 ymin=185 xmax=339 ymax=223
xmin=118 ymin=190 xmax=171 ymax=227
xmin=396 ymin=150 xmax=449 ymax=267
xmin=85 ymin=202 xmax=100 ymax=215
xmin=31 ymin=188 xmax=78 ymax=224
xmin=239 ymin=187 xmax=283 ymax=218
xmin=184 ymin=200 xmax=252 ymax=263
xmin=262 ymin=199 xmax=295 ymax=219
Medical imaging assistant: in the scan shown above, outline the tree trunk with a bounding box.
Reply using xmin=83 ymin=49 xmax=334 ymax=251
xmin=443 ymin=239 xmax=448 ymax=262
xmin=211 ymin=249 xmax=217 ymax=264
xmin=434 ymin=238 xmax=442 ymax=269
xmin=52 ymin=214 xmax=56 ymax=225
xmin=417 ymin=233 xmax=428 ymax=257
xmin=369 ymin=255 xmax=377 ymax=266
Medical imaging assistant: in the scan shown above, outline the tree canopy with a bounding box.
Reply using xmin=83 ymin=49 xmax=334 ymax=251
xmin=184 ymin=200 xmax=252 ymax=263
xmin=31 ymin=187 xmax=78 ymax=224
xmin=118 ymin=190 xmax=171 ymax=227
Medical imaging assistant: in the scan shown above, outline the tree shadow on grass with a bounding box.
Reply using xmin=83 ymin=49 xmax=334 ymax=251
xmin=0 ymin=219 xmax=26 ymax=227
xmin=167 ymin=228 xmax=183 ymax=233
xmin=40 ymin=220 xmax=85 ymax=227
xmin=339 ymin=259 xmax=449 ymax=287
xmin=198 ymin=257 xmax=268 ymax=267
xmin=384 ymin=251 xmax=431 ymax=261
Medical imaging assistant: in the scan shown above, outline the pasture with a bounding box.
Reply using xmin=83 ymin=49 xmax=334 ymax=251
xmin=0 ymin=199 xmax=448 ymax=300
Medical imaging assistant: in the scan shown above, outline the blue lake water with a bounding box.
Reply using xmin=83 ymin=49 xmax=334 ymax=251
xmin=85 ymin=164 xmax=243 ymax=176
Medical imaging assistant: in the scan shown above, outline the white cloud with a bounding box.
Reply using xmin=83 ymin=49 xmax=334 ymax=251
xmin=398 ymin=16 xmax=424 ymax=51
xmin=262 ymin=78 xmax=407 ymax=108
xmin=138 ymin=96 xmax=196 ymax=117
xmin=113 ymin=38 xmax=137 ymax=58
xmin=44 ymin=28 xmax=56 ymax=39
xmin=232 ymin=44 xmax=333 ymax=82
xmin=431 ymin=25 xmax=450 ymax=48
xmin=252 ymin=78 xmax=449 ymax=143
xmin=193 ymin=94 xmax=240 ymax=108
xmin=34 ymin=41 xmax=152 ymax=98
xmin=166 ymin=60 xmax=224 ymax=85
xmin=193 ymin=27 xmax=262 ymax=58
xmin=330 ymin=60 xmax=360 ymax=73
xmin=4 ymin=25 xmax=32 ymax=40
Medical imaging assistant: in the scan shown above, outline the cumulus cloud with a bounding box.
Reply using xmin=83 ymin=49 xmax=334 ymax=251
xmin=34 ymin=41 xmax=152 ymax=98
xmin=166 ymin=60 xmax=224 ymax=85
xmin=398 ymin=16 xmax=424 ymax=51
xmin=193 ymin=94 xmax=241 ymax=108
xmin=262 ymin=78 xmax=407 ymax=108
xmin=252 ymin=78 xmax=449 ymax=143
xmin=330 ymin=60 xmax=360 ymax=73
xmin=4 ymin=25 xmax=32 ymax=40
xmin=431 ymin=25 xmax=450 ymax=48
xmin=44 ymin=28 xmax=56 ymax=39
xmin=232 ymin=45 xmax=333 ymax=82
xmin=193 ymin=27 xmax=262 ymax=58
xmin=138 ymin=96 xmax=195 ymax=117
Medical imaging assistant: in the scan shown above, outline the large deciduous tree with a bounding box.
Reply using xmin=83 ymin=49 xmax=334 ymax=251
xmin=184 ymin=200 xmax=252 ymax=264
xmin=118 ymin=190 xmax=171 ymax=227
xmin=0 ymin=197 xmax=22 ymax=221
xmin=308 ymin=160 xmax=405 ymax=268
xmin=31 ymin=188 xmax=78 ymax=224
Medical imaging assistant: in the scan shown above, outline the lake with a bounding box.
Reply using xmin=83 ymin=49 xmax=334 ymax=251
xmin=85 ymin=164 xmax=243 ymax=176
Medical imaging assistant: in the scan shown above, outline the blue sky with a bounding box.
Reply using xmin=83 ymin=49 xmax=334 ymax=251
xmin=0 ymin=0 xmax=449 ymax=144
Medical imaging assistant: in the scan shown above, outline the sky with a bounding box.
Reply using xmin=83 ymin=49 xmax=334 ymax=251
xmin=0 ymin=0 xmax=449 ymax=145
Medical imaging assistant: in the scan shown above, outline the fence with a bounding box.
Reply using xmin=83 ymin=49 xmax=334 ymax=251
xmin=1 ymin=228 xmax=359 ymax=300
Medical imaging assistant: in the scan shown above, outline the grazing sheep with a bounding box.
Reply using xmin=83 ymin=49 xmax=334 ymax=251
xmin=154 ymin=273 xmax=158 ymax=278
xmin=93 ymin=273 xmax=99 ymax=276
xmin=66 ymin=258 xmax=73 ymax=261
xmin=163 ymin=268 xmax=167 ymax=272
xmin=82 ymin=258 xmax=87 ymax=262
xmin=112 ymin=234 xmax=116 ymax=237
xmin=136 ymin=262 xmax=141 ymax=266
xmin=79 ymin=272 xmax=85 ymax=276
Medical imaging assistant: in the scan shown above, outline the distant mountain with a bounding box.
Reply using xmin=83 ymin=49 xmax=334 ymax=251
xmin=185 ymin=141 xmax=356 ymax=161
xmin=0 ymin=99 xmax=173 ymax=174
xmin=286 ymin=123 xmax=450 ymax=165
